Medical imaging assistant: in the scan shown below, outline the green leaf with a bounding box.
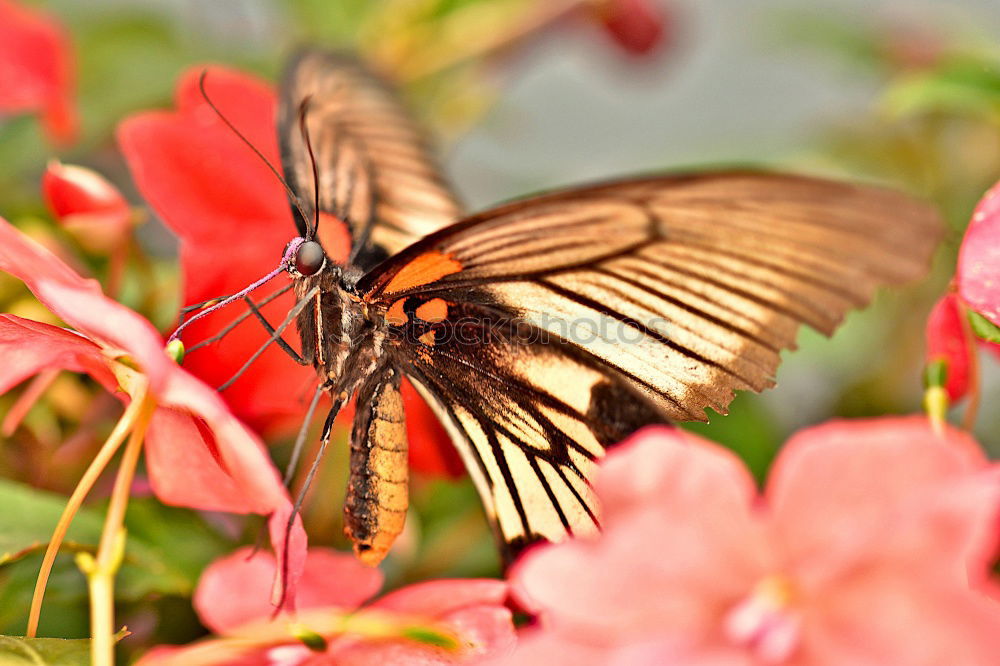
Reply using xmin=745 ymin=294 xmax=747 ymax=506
xmin=0 ymin=636 xmax=90 ymax=666
xmin=0 ymin=481 xmax=103 ymax=568
xmin=681 ymin=395 xmax=781 ymax=485
xmin=883 ymin=58 xmax=1000 ymax=120
xmin=0 ymin=480 xmax=232 ymax=635
xmin=968 ymin=309 xmax=1000 ymax=344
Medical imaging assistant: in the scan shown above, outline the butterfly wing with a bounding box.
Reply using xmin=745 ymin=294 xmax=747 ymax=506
xmin=359 ymin=171 xmax=943 ymax=557
xmin=397 ymin=307 xmax=666 ymax=559
xmin=278 ymin=49 xmax=462 ymax=270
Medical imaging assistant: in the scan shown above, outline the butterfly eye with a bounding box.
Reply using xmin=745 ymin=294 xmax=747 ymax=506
xmin=295 ymin=240 xmax=326 ymax=276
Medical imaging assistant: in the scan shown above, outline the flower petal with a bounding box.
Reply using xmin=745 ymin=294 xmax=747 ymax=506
xmin=958 ymin=179 xmax=1000 ymax=327
xmin=512 ymin=428 xmax=766 ymax=643
xmin=144 ymin=365 xmax=307 ymax=605
xmin=0 ymin=313 xmax=115 ymax=394
xmin=332 ymin=579 xmax=515 ymax=665
xmin=369 ymin=579 xmax=508 ymax=616
xmin=194 ymin=546 xmax=383 ymax=634
xmin=118 ymin=66 xmax=315 ymax=433
xmin=486 ymin=629 xmax=753 ymax=666
xmin=0 ymin=217 xmax=171 ymax=389
xmin=331 ymin=605 xmax=515 ymax=665
xmin=924 ymin=293 xmax=972 ymax=401
xmin=0 ymin=0 xmax=78 ymax=144
xmin=766 ymin=416 xmax=988 ymax=571
xmin=594 ymin=426 xmax=758 ymax=526
xmin=803 ymin=559 xmax=1000 ymax=666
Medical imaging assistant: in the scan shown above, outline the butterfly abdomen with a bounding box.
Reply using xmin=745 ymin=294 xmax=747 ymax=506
xmin=345 ymin=367 xmax=409 ymax=566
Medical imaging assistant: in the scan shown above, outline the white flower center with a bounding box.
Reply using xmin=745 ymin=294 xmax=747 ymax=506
xmin=723 ymin=575 xmax=801 ymax=664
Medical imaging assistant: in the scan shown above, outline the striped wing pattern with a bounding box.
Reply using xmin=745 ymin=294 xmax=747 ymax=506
xmin=278 ymin=50 xmax=462 ymax=269
xmin=361 ymin=172 xmax=942 ymax=553
xmin=402 ymin=329 xmax=666 ymax=557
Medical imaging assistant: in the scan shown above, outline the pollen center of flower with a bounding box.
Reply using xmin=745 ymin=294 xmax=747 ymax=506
xmin=723 ymin=575 xmax=801 ymax=664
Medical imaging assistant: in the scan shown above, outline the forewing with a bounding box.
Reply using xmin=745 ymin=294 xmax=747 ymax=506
xmin=362 ymin=172 xmax=943 ymax=422
xmin=278 ymin=49 xmax=462 ymax=270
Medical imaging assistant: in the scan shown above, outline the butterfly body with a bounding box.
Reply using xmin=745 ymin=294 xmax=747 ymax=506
xmin=292 ymin=266 xmax=375 ymax=386
xmin=269 ymin=49 xmax=944 ymax=567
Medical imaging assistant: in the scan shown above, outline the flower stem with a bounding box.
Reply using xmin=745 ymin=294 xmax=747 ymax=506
xmin=26 ymin=388 xmax=149 ymax=637
xmin=85 ymin=393 xmax=155 ymax=666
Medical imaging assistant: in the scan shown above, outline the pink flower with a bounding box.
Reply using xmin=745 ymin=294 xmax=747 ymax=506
xmin=0 ymin=0 xmax=77 ymax=144
xmin=42 ymin=160 xmax=132 ymax=252
xmin=501 ymin=418 xmax=1000 ymax=665
xmin=117 ymin=66 xmax=463 ymax=477
xmin=0 ymin=216 xmax=306 ymax=614
xmin=141 ymin=547 xmax=515 ymax=665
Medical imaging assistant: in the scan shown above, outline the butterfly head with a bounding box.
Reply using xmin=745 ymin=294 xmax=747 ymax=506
xmin=283 ymin=236 xmax=334 ymax=280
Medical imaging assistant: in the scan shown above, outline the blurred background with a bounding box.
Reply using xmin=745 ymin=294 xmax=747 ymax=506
xmin=2 ymin=0 xmax=1000 ymax=658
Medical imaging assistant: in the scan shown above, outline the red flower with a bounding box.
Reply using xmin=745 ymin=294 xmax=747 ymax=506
xmin=140 ymin=547 xmax=515 ymax=665
xmin=118 ymin=66 xmax=461 ymax=477
xmin=591 ymin=0 xmax=668 ymax=56
xmin=924 ymin=179 xmax=1000 ymax=405
xmin=925 ymin=292 xmax=972 ymax=401
xmin=0 ymin=0 xmax=77 ymax=144
xmin=0 ymin=216 xmax=306 ymax=610
xmin=42 ymin=160 xmax=132 ymax=250
xmin=501 ymin=419 xmax=1000 ymax=665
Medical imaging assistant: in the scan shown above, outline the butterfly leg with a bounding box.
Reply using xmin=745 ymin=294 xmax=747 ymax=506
xmin=277 ymin=390 xmax=346 ymax=607
xmin=243 ymin=294 xmax=310 ymax=365
xmin=218 ymin=285 xmax=320 ymax=391
xmin=282 ymin=382 xmax=327 ymax=487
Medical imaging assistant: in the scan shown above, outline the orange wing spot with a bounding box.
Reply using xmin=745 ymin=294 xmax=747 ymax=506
xmin=415 ymin=298 xmax=449 ymax=323
xmin=385 ymin=300 xmax=408 ymax=326
xmin=418 ymin=331 xmax=436 ymax=346
xmin=317 ymin=211 xmax=351 ymax=264
xmin=384 ymin=251 xmax=463 ymax=294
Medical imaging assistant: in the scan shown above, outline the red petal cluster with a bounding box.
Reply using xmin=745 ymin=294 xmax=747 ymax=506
xmin=0 ymin=216 xmax=306 ymax=604
xmin=118 ymin=66 xmax=464 ymax=476
xmin=925 ymin=179 xmax=1000 ymax=403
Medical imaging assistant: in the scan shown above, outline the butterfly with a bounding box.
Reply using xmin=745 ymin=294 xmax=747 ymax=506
xmin=182 ymin=49 xmax=943 ymax=568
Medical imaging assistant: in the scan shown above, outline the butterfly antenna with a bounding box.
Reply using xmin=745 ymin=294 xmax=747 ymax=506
xmin=297 ymin=96 xmax=321 ymax=238
xmin=197 ymin=70 xmax=313 ymax=230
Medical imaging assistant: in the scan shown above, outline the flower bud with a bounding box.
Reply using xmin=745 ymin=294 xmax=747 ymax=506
xmin=42 ymin=160 xmax=132 ymax=252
